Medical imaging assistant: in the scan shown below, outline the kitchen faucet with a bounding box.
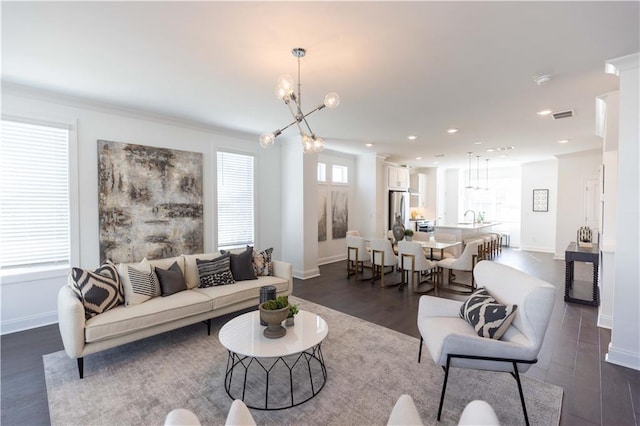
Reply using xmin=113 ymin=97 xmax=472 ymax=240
xmin=464 ymin=210 xmax=476 ymax=224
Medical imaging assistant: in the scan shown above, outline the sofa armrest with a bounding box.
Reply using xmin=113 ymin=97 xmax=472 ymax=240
xmin=57 ymin=285 xmax=86 ymax=359
xmin=271 ymin=260 xmax=293 ymax=294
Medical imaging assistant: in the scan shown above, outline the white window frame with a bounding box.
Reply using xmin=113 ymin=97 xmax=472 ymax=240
xmin=317 ymin=162 xmax=327 ymax=183
xmin=216 ymin=150 xmax=255 ymax=251
xmin=331 ymin=164 xmax=349 ymax=184
xmin=0 ymin=115 xmax=79 ymax=283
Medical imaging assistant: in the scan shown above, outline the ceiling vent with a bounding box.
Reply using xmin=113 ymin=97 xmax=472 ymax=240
xmin=552 ymin=110 xmax=574 ymax=120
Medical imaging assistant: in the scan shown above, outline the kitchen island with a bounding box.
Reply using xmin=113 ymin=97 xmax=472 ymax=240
xmin=434 ymin=222 xmax=500 ymax=242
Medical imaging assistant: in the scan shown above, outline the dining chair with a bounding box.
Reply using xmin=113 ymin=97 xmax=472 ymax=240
xmin=417 ymin=261 xmax=556 ymax=426
xmin=397 ymin=241 xmax=438 ymax=294
xmin=436 ymin=240 xmax=480 ymax=293
xmin=346 ymin=235 xmax=370 ymax=280
xmin=346 ymin=230 xmax=360 ymax=237
xmin=369 ymin=238 xmax=399 ymax=288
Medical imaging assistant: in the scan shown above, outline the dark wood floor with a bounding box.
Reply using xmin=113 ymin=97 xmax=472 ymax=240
xmin=1 ymin=248 xmax=638 ymax=425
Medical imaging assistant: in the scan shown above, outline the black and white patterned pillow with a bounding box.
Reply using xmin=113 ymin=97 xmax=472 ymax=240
xmin=459 ymin=287 xmax=518 ymax=340
xmin=197 ymin=253 xmax=235 ymax=288
xmin=127 ymin=266 xmax=161 ymax=299
xmin=70 ymin=261 xmax=123 ymax=319
xmin=252 ymin=247 xmax=273 ymax=276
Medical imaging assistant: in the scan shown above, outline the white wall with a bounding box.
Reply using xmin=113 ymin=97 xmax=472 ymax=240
xmin=443 ymin=169 xmax=460 ymax=225
xmin=521 ymin=160 xmax=558 ymax=252
xmin=1 ymin=86 xmax=282 ymax=334
xmin=606 ymin=53 xmax=640 ymax=371
xmin=554 ymin=149 xmax=602 ymax=258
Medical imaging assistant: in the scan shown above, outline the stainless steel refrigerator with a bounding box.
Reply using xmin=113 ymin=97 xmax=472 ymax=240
xmin=389 ymin=190 xmax=410 ymax=230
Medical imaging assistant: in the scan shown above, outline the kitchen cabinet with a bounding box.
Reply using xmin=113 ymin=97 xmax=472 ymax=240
xmin=387 ymin=166 xmax=409 ymax=190
xmin=409 ymin=173 xmax=428 ymax=208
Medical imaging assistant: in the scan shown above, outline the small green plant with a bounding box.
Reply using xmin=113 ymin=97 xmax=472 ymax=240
xmin=262 ymin=296 xmax=289 ymax=310
xmin=404 ymin=229 xmax=414 ymax=236
xmin=288 ymin=304 xmax=299 ymax=318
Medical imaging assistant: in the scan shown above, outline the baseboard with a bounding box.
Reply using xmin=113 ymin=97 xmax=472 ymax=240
xmin=318 ymin=254 xmax=345 ymax=266
xmin=606 ymin=342 xmax=640 ymax=371
xmin=293 ymin=267 xmax=321 ymax=280
xmin=597 ymin=313 xmax=612 ymax=329
xmin=1 ymin=310 xmax=58 ymax=335
xmin=519 ymin=245 xmax=554 ymax=253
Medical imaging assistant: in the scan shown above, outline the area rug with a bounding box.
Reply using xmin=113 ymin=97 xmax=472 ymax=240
xmin=44 ymin=296 xmax=562 ymax=425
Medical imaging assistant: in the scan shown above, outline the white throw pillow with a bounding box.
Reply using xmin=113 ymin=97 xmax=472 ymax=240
xmin=118 ymin=258 xmax=160 ymax=306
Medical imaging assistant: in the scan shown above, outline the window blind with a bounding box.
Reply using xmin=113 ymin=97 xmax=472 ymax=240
xmin=0 ymin=119 xmax=71 ymax=269
xmin=217 ymin=151 xmax=255 ymax=250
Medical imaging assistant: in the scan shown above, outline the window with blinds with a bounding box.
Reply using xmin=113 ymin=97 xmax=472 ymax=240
xmin=217 ymin=151 xmax=255 ymax=250
xmin=0 ymin=119 xmax=71 ymax=270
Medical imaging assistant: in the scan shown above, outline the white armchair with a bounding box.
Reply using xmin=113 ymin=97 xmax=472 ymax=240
xmin=397 ymin=241 xmax=438 ymax=294
xmin=370 ymin=238 xmax=399 ymax=288
xmin=417 ymin=261 xmax=555 ymax=425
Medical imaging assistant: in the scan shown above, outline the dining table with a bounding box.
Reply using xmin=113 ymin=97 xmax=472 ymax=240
xmin=416 ymin=240 xmax=461 ymax=260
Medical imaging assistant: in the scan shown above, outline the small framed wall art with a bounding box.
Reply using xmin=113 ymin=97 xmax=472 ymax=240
xmin=532 ymin=189 xmax=549 ymax=212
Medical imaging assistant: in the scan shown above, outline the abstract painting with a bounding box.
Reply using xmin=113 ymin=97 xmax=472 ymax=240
xmin=98 ymin=140 xmax=203 ymax=263
xmin=318 ymin=190 xmax=327 ymax=242
xmin=331 ymin=190 xmax=348 ymax=239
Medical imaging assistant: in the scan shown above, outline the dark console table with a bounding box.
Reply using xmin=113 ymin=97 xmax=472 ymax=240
xmin=564 ymin=242 xmax=599 ymax=306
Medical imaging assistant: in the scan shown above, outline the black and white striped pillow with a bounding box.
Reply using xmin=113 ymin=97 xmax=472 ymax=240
xmin=127 ymin=266 xmax=161 ymax=300
xmin=196 ymin=253 xmax=235 ymax=288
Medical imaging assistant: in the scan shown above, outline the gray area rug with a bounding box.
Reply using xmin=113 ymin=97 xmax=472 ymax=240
xmin=44 ymin=296 xmax=562 ymax=425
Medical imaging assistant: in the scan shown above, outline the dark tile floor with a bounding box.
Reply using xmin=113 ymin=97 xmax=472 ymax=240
xmin=1 ymin=248 xmax=638 ymax=425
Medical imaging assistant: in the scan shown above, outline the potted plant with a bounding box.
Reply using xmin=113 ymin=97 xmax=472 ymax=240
xmin=404 ymin=229 xmax=414 ymax=241
xmin=258 ymin=295 xmax=289 ymax=338
xmin=285 ymin=304 xmax=299 ymax=326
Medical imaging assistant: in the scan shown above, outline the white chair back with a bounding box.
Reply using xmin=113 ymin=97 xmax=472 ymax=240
xmin=346 ymin=236 xmax=370 ymax=262
xmin=397 ymin=241 xmax=433 ymax=271
xmin=346 ymin=230 xmax=360 ymax=237
xmin=370 ymin=238 xmax=397 ymax=266
xmin=449 ymin=240 xmax=479 ymax=271
xmin=412 ymin=231 xmax=431 ymax=242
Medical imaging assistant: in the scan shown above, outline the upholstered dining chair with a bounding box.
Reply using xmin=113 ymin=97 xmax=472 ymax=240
xmin=346 ymin=230 xmax=360 ymax=237
xmin=436 ymin=239 xmax=481 ymax=293
xmin=369 ymin=238 xmax=398 ymax=288
xmin=397 ymin=241 xmax=438 ymax=294
xmin=417 ymin=260 xmax=556 ymax=426
xmin=346 ymin=235 xmax=370 ymax=280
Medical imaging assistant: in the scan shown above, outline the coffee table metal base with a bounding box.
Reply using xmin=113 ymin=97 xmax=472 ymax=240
xmin=224 ymin=342 xmax=327 ymax=410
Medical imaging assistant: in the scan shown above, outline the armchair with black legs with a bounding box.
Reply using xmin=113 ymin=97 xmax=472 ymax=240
xmin=416 ymin=260 xmax=555 ymax=425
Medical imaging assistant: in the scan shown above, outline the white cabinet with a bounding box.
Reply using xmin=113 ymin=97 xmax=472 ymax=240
xmin=387 ymin=166 xmax=409 ymax=190
xmin=409 ymin=173 xmax=428 ymax=208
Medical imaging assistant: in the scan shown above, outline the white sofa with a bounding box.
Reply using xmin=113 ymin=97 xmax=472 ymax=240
xmin=57 ymin=253 xmax=292 ymax=378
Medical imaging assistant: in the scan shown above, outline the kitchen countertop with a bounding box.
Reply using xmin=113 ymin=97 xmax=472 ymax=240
xmin=435 ymin=222 xmax=499 ymax=230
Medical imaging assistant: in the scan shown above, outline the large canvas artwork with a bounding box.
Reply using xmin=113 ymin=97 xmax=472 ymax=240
xmin=331 ymin=190 xmax=348 ymax=239
xmin=98 ymin=140 xmax=204 ymax=263
xmin=318 ymin=190 xmax=327 ymax=242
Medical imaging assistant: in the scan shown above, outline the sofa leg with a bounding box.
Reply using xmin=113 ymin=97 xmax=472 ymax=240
xmin=418 ymin=337 xmax=423 ymax=363
xmin=77 ymin=357 xmax=84 ymax=379
xmin=207 ymin=319 xmax=211 ymax=336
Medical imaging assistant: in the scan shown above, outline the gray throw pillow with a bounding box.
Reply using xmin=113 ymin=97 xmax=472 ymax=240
xmin=155 ymin=261 xmax=187 ymax=296
xmin=459 ymin=287 xmax=518 ymax=340
xmin=221 ymin=246 xmax=257 ymax=281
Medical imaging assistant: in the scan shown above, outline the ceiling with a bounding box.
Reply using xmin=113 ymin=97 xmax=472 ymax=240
xmin=2 ymin=2 xmax=638 ymax=169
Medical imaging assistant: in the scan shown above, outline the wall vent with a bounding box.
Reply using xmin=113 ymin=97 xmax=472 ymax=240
xmin=552 ymin=110 xmax=574 ymax=120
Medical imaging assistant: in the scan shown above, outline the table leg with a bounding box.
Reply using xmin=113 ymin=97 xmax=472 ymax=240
xmin=564 ymin=261 xmax=572 ymax=302
xmin=593 ymin=264 xmax=599 ymax=304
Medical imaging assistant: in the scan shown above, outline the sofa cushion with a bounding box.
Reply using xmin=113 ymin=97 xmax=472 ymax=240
xmin=119 ymin=259 xmax=160 ymax=306
xmin=84 ymin=290 xmax=213 ymax=343
xmin=459 ymin=287 xmax=517 ymax=340
xmin=221 ymin=246 xmax=257 ymax=282
xmin=182 ymin=252 xmax=220 ymax=289
xmin=194 ymin=275 xmax=289 ymax=310
xmin=252 ymin=247 xmax=273 ymax=276
xmin=155 ymin=261 xmax=187 ymax=296
xmin=197 ymin=253 xmax=235 ymax=287
xmin=69 ymin=261 xmax=123 ymax=319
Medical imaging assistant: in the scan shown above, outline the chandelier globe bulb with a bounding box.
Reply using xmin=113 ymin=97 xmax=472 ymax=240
xmin=313 ymin=137 xmax=325 ymax=152
xmin=276 ymin=74 xmax=294 ymax=94
xmin=324 ymin=92 xmax=340 ymax=109
xmin=259 ymin=133 xmax=275 ymax=148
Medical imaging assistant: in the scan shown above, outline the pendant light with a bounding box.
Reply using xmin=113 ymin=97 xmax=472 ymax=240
xmin=485 ymin=158 xmax=490 ymax=190
xmin=465 ymin=152 xmax=473 ymax=189
xmin=475 ymin=155 xmax=481 ymax=190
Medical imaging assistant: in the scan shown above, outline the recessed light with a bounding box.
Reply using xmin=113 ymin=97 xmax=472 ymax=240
xmin=447 ymin=128 xmax=459 ymax=134
xmin=408 ymin=135 xmax=417 ymax=140
xmin=486 ymin=148 xmax=495 ymax=152
xmin=557 ymin=139 xmax=570 ymax=144
xmin=434 ymin=154 xmax=446 ymax=158
xmin=365 ymin=143 xmax=373 ymax=147
xmin=415 ymin=156 xmax=422 ymax=160
xmin=537 ymin=109 xmax=553 ymax=116
xmin=433 ymin=161 xmax=440 ymax=165
xmin=475 ymin=141 xmax=482 ymax=145
xmin=533 ymin=74 xmax=552 ymax=86
xmin=499 ymin=154 xmax=507 ymax=158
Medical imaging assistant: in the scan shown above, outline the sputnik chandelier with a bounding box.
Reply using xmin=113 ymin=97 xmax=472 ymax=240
xmin=259 ymin=47 xmax=340 ymax=154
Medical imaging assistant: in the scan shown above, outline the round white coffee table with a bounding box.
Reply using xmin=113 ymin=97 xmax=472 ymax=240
xmin=218 ymin=310 xmax=328 ymax=410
